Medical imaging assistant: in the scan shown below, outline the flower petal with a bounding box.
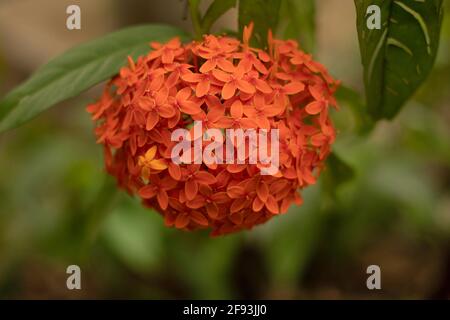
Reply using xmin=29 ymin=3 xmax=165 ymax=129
xmin=185 ymin=179 xmax=198 ymax=201
xmin=252 ymin=196 xmax=265 ymax=212
xmin=280 ymin=197 xmax=292 ymax=214
xmin=226 ymin=164 xmax=247 ymax=173
xmin=138 ymin=185 xmax=157 ymax=199
xmin=194 ymin=171 xmax=217 ymax=185
xmin=230 ymin=100 xmax=243 ymax=119
xmin=264 ymin=106 xmax=282 ymax=117
xmin=265 ymin=195 xmax=279 ymax=214
xmin=196 ymin=80 xmax=210 ymax=97
xmin=284 ymin=82 xmax=305 ymax=95
xmin=255 ymin=79 xmax=272 ymax=94
xmin=206 ymin=202 xmax=219 ymax=219
xmin=212 ymin=69 xmax=231 ymax=82
xmin=186 ymin=195 xmax=205 ymax=209
xmin=211 ymin=192 xmax=230 ymax=204
xmin=175 ymin=212 xmax=190 ymax=228
xmin=181 ymin=72 xmax=202 ymax=83
xmin=149 ymin=159 xmax=168 ymax=171
xmin=229 ymin=212 xmax=244 ymax=225
xmin=217 ymin=59 xmax=235 ymax=73
xmin=144 ymin=145 xmax=157 ymax=160
xmin=190 ymin=211 xmax=209 ymax=226
xmin=146 ymin=111 xmax=159 ymax=130
xmin=227 ymin=185 xmax=246 ymax=198
xmin=138 ymin=96 xmax=155 ymax=110
xmin=200 ymin=59 xmax=217 ymax=73
xmin=168 ymin=117 xmax=180 ymax=132
xmin=253 ymin=59 xmax=269 ymax=74
xmin=305 ymin=101 xmax=324 ymax=115
xmin=158 ymin=104 xmax=176 ymax=118
xmin=176 ymin=87 xmax=192 ymax=101
xmin=231 ymin=198 xmax=247 ymax=213
xmin=237 ymin=80 xmax=256 ymax=94
xmin=239 ymin=118 xmax=258 ymax=129
xmin=222 ymin=82 xmax=236 ymax=100
xmin=180 ymin=101 xmax=202 ymax=115
xmin=256 ymin=182 xmax=269 ymax=202
xmin=168 ymin=162 xmax=182 ymax=180
xmin=157 ymin=190 xmax=169 ymax=210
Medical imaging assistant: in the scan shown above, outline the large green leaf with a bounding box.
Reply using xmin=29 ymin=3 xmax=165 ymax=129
xmin=277 ymin=0 xmax=316 ymax=53
xmin=238 ymin=0 xmax=281 ymax=48
xmin=354 ymin=0 xmax=444 ymax=120
xmin=0 ymin=24 xmax=189 ymax=133
xmin=202 ymin=0 xmax=237 ymax=34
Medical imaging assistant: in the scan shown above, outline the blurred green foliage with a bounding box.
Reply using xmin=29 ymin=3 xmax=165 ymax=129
xmin=0 ymin=88 xmax=448 ymax=298
xmin=0 ymin=0 xmax=449 ymax=299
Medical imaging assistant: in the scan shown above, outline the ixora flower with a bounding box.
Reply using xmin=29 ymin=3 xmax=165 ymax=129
xmin=87 ymin=24 xmax=339 ymax=236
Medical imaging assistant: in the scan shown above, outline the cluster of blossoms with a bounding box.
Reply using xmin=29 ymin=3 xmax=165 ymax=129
xmin=87 ymin=24 xmax=339 ymax=236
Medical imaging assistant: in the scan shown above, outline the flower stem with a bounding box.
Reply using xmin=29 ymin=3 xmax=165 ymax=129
xmin=79 ymin=175 xmax=118 ymax=257
xmin=188 ymin=0 xmax=203 ymax=40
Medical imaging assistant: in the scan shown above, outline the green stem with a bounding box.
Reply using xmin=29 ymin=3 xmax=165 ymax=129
xmin=188 ymin=0 xmax=203 ymax=40
xmin=78 ymin=175 xmax=118 ymax=259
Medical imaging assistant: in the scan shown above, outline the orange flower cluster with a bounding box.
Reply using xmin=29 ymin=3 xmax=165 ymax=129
xmin=87 ymin=25 xmax=339 ymax=236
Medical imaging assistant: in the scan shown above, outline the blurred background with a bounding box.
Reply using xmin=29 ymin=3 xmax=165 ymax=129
xmin=0 ymin=0 xmax=449 ymax=299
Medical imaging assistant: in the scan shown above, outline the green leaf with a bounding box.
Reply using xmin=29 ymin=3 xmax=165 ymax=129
xmin=0 ymin=24 xmax=189 ymax=133
xmin=323 ymin=153 xmax=356 ymax=197
xmin=202 ymin=0 xmax=237 ymax=34
xmin=102 ymin=197 xmax=163 ymax=273
xmin=335 ymin=85 xmax=374 ymax=134
xmin=238 ymin=0 xmax=281 ymax=48
xmin=277 ymin=0 xmax=316 ymax=53
xmin=354 ymin=0 xmax=444 ymax=120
